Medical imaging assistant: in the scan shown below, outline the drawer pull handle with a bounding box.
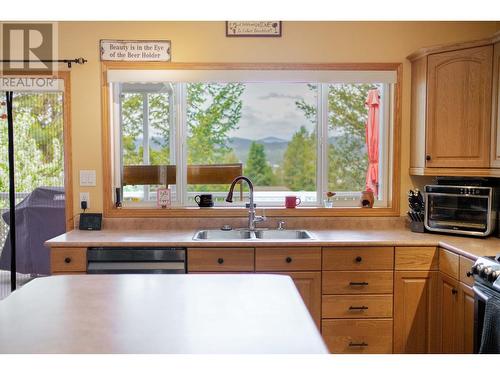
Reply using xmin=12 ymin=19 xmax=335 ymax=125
xmin=217 ymin=258 xmax=224 ymax=264
xmin=349 ymin=342 xmax=368 ymax=347
xmin=349 ymin=305 xmax=368 ymax=310
xmin=349 ymin=281 xmax=369 ymax=286
xmin=452 ymin=288 xmax=458 ymax=295
xmin=285 ymin=257 xmax=292 ymax=263
xmin=355 ymin=256 xmax=363 ymax=263
xmin=64 ymin=257 xmax=72 ymax=264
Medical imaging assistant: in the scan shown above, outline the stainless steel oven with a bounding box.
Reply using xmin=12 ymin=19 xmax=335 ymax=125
xmin=424 ymin=185 xmax=496 ymax=237
xmin=470 ymin=256 xmax=500 ymax=353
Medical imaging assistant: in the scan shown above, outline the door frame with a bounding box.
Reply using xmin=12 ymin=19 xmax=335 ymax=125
xmin=2 ymin=70 xmax=74 ymax=230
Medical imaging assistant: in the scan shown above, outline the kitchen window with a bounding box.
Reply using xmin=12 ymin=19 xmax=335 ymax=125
xmin=106 ymin=65 xmax=398 ymax=211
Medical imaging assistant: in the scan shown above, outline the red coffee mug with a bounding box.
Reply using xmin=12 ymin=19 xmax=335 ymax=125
xmin=285 ymin=196 xmax=301 ymax=208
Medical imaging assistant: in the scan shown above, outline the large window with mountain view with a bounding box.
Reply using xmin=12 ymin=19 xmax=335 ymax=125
xmin=109 ymin=68 xmax=395 ymax=208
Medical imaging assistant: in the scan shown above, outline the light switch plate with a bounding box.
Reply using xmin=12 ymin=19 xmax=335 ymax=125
xmin=80 ymin=170 xmax=96 ymax=186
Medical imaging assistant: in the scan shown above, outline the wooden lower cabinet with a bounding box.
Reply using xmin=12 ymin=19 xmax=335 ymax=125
xmin=437 ymin=272 xmax=460 ymax=353
xmin=457 ymin=282 xmax=475 ymax=353
xmin=51 ymin=247 xmax=87 ymax=274
xmin=187 ymin=248 xmax=255 ymax=272
xmin=261 ymin=271 xmax=321 ymax=329
xmin=322 ymin=319 xmax=393 ymax=354
xmin=393 ymin=271 xmax=439 ymax=353
xmin=436 ymin=275 xmax=475 ymax=354
xmin=322 ymin=295 xmax=393 ymax=319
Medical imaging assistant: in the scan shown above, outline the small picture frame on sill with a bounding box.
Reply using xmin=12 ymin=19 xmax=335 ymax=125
xmin=157 ymin=188 xmax=171 ymax=208
xmin=226 ymin=21 xmax=282 ymax=37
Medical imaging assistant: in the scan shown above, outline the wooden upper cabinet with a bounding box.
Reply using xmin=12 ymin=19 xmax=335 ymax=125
xmin=409 ymin=38 xmax=498 ymax=175
xmin=491 ymin=42 xmax=500 ymax=167
xmin=426 ymin=46 xmax=493 ymax=168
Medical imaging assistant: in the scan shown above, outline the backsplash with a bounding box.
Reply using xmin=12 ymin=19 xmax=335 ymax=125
xmin=93 ymin=216 xmax=407 ymax=231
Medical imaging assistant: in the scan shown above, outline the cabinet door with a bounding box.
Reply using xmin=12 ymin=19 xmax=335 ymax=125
xmin=264 ymin=271 xmax=321 ymax=329
xmin=437 ymin=272 xmax=460 ymax=353
xmin=426 ymin=46 xmax=493 ymax=168
xmin=457 ymin=282 xmax=475 ymax=353
xmin=394 ymin=271 xmax=439 ymax=353
xmin=492 ymin=42 xmax=500 ymax=167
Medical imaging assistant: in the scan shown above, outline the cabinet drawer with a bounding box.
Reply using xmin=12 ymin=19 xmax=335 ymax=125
xmin=322 ymin=319 xmax=393 ymax=354
xmin=322 ymin=271 xmax=393 ymax=295
xmin=51 ymin=247 xmax=87 ymax=273
xmin=439 ymin=248 xmax=459 ymax=279
xmin=459 ymin=256 xmax=475 ymax=287
xmin=255 ymin=247 xmax=321 ymax=271
xmin=187 ymin=248 xmax=254 ymax=272
xmin=395 ymin=247 xmax=438 ymax=270
xmin=322 ymin=295 xmax=393 ymax=318
xmin=323 ymin=247 xmax=394 ymax=270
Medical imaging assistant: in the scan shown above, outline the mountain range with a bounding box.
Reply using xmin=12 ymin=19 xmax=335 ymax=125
xmin=133 ymin=135 xmax=354 ymax=166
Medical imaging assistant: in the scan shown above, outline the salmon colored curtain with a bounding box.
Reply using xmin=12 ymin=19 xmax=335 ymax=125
xmin=365 ymin=89 xmax=380 ymax=195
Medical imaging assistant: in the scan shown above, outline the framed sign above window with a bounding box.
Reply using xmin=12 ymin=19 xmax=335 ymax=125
xmin=226 ymin=21 xmax=282 ymax=37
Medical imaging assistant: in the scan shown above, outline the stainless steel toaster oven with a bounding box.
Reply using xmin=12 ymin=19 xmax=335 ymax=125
xmin=424 ymin=185 xmax=497 ymax=237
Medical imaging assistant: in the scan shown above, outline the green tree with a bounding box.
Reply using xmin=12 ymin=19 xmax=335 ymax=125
xmin=120 ymin=92 xmax=170 ymax=166
xmin=0 ymin=108 xmax=63 ymax=205
xmin=186 ymin=83 xmax=245 ymax=165
xmin=245 ymin=141 xmax=275 ymax=186
xmin=295 ymin=83 xmax=370 ymax=192
xmin=282 ymin=126 xmax=316 ymax=191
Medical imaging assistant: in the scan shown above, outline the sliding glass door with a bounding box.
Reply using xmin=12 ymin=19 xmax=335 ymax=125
xmin=0 ymin=89 xmax=66 ymax=299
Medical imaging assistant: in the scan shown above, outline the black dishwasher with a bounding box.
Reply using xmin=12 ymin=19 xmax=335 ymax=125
xmin=87 ymin=247 xmax=186 ymax=274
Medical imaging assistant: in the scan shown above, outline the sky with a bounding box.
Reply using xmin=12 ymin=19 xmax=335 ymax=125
xmin=227 ymin=83 xmax=317 ymax=141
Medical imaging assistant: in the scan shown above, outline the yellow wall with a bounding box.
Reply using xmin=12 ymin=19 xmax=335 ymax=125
xmin=58 ymin=21 xmax=498 ymax=215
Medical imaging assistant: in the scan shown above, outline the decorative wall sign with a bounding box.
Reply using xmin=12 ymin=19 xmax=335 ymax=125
xmin=226 ymin=21 xmax=282 ymax=37
xmin=100 ymin=40 xmax=171 ymax=62
xmin=157 ymin=188 xmax=171 ymax=208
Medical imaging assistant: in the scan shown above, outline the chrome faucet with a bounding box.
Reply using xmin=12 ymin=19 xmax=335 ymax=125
xmin=226 ymin=176 xmax=266 ymax=231
xmin=277 ymin=220 xmax=286 ymax=230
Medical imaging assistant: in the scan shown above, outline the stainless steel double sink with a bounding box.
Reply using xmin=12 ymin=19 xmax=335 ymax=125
xmin=192 ymin=229 xmax=315 ymax=241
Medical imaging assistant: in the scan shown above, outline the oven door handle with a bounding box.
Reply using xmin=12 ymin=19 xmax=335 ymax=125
xmin=473 ymin=285 xmax=490 ymax=302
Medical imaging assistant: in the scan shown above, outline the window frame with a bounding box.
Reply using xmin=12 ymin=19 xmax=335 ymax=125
xmin=101 ymin=62 xmax=402 ymax=218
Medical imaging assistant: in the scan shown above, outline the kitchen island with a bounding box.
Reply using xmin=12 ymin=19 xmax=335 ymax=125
xmin=0 ymin=274 xmax=328 ymax=354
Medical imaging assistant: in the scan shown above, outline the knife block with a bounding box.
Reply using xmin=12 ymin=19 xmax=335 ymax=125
xmin=410 ymin=221 xmax=425 ymax=233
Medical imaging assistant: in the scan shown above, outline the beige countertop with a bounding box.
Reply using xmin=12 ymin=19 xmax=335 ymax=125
xmin=0 ymin=274 xmax=327 ymax=354
xmin=46 ymin=228 xmax=500 ymax=260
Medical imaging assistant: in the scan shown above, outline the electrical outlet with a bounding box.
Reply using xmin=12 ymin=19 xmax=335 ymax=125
xmin=80 ymin=192 xmax=90 ymax=209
